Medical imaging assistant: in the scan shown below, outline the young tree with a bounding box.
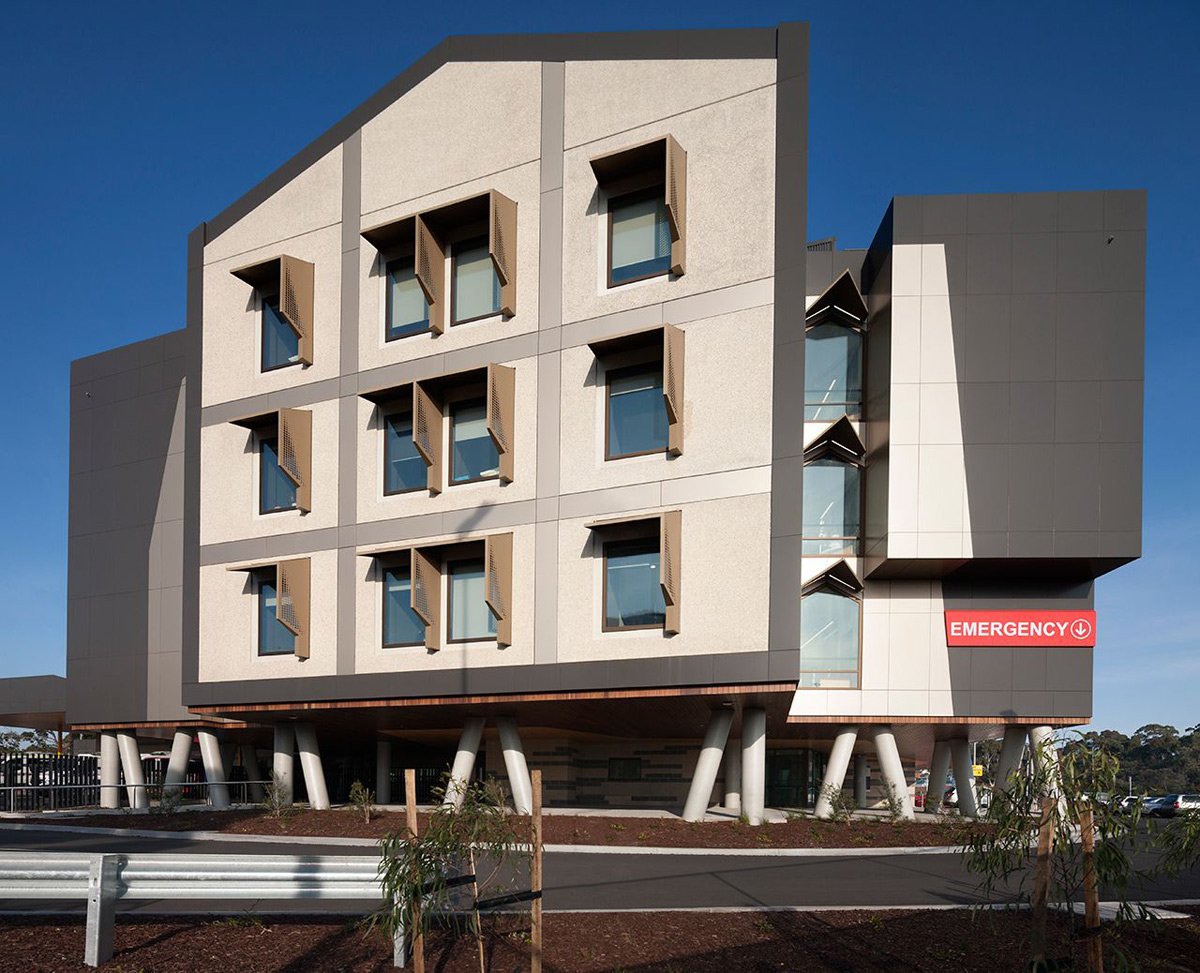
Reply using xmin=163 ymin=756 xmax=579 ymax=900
xmin=964 ymin=731 xmax=1151 ymax=971
xmin=371 ymin=775 xmax=532 ymax=973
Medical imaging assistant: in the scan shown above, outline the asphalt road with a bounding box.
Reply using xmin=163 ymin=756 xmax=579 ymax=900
xmin=1 ymin=826 xmax=1197 ymax=916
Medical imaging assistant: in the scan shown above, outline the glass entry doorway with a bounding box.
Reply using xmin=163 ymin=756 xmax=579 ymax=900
xmin=766 ymin=748 xmax=826 ymax=809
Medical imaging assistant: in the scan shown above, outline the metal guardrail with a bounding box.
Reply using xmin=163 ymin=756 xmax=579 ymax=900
xmin=0 ymin=851 xmax=407 ymax=967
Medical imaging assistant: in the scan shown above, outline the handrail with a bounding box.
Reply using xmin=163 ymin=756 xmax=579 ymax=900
xmin=0 ymin=851 xmax=401 ymax=967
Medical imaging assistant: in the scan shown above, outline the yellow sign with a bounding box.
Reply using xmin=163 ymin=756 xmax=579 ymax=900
xmin=972 ymin=764 xmax=984 ymax=778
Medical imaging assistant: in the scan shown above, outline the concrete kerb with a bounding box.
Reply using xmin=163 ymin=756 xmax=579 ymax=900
xmin=0 ymin=821 xmax=969 ymax=857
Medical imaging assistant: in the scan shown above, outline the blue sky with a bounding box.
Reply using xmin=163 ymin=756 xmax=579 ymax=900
xmin=0 ymin=1 xmax=1195 ymax=735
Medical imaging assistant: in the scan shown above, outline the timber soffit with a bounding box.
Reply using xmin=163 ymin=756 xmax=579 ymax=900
xmin=196 ymin=26 xmax=789 ymax=244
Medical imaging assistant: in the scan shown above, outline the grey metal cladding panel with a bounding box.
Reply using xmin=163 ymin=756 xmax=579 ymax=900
xmin=962 ymin=295 xmax=1011 ymax=382
xmin=921 ymin=195 xmax=968 ymax=237
xmin=1056 ymin=192 xmax=1104 ymax=232
xmin=1008 ymin=444 xmax=1056 ymax=531
xmin=961 ymin=446 xmax=1009 ymax=530
xmin=1009 ymin=383 xmax=1056 ymax=443
xmin=967 ymin=193 xmax=1014 ymax=234
xmin=1103 ymin=190 xmax=1147 ymax=231
xmin=1098 ymin=443 xmax=1143 ymax=533
xmin=1054 ymin=382 xmax=1101 ymax=442
xmin=1056 ymin=232 xmax=1106 ymax=293
xmin=1009 ymin=296 xmax=1056 ymax=382
xmin=970 ymin=648 xmax=1013 ymax=690
xmin=1011 ymin=233 xmax=1057 ymax=294
xmin=1053 ymin=444 xmax=1101 ymax=531
xmin=961 ymin=386 xmax=1011 ymax=445
xmin=805 ymin=252 xmax=832 ymax=292
xmin=1046 ymin=648 xmax=1092 ymax=692
xmin=888 ymin=197 xmax=921 ymax=245
xmin=1100 ymin=231 xmax=1146 ymax=293
xmin=941 ymin=578 xmax=1093 ymax=610
xmin=1011 ymin=649 xmax=1048 ymax=691
xmin=965 ymin=234 xmax=1012 ymax=295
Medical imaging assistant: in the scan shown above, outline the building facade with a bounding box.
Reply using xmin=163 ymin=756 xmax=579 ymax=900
xmin=2 ymin=23 xmax=1145 ymax=819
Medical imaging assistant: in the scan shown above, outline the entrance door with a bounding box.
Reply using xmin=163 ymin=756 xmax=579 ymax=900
xmin=766 ymin=749 xmax=807 ymax=809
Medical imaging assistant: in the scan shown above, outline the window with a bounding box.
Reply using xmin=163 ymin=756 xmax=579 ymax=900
xmin=449 ymin=399 xmax=500 ymax=484
xmin=386 ymin=258 xmax=429 ymax=340
xmin=603 ymin=538 xmax=666 ymax=631
xmin=608 ymin=757 xmax=643 ymax=782
xmin=799 ymin=588 xmax=861 ymax=688
xmin=802 ymin=459 xmax=861 ymax=556
xmin=383 ymin=565 xmax=425 ymax=647
xmin=606 ymin=363 xmax=668 ymax=459
xmin=451 ymin=237 xmax=501 ymax=324
xmin=260 ymin=438 xmax=298 ymax=514
xmin=261 ymin=298 xmax=300 ymax=372
xmin=805 ymin=323 xmax=863 ymax=422
xmin=608 ymin=188 xmax=672 ymax=286
xmin=258 ymin=572 xmax=297 ymax=656
xmin=447 ymin=558 xmax=497 ymax=642
xmin=384 ymin=412 xmax=426 ymax=495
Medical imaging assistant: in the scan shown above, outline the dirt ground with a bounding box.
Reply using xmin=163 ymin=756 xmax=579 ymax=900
xmin=23 ymin=807 xmax=983 ymax=848
xmin=0 ymin=908 xmax=1197 ymax=973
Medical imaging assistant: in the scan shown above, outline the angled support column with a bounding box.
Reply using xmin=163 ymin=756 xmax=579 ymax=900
xmin=854 ymin=754 xmax=869 ymax=809
xmin=995 ymin=725 xmax=1029 ymax=797
xmin=116 ymin=732 xmax=147 ymax=809
xmin=682 ymin=710 xmax=733 ymax=822
xmin=927 ymin=741 xmax=952 ymax=814
xmin=723 ymin=741 xmax=742 ymax=814
xmin=162 ymin=730 xmax=193 ymax=800
xmin=871 ymin=725 xmax=915 ymax=820
xmin=294 ymin=723 xmax=330 ymax=810
xmin=376 ymin=740 xmax=392 ymax=806
xmin=496 ymin=717 xmax=533 ymax=815
xmin=444 ymin=717 xmax=485 ymax=809
xmin=741 ymin=709 xmax=767 ymax=825
xmin=814 ymin=725 xmax=858 ymax=820
xmin=1029 ymin=724 xmax=1064 ymax=817
xmin=273 ymin=724 xmax=295 ymax=806
xmin=949 ymin=738 xmax=978 ymax=818
xmin=240 ymin=744 xmax=266 ymax=803
xmin=99 ymin=732 xmax=120 ymax=809
xmin=197 ymin=729 xmax=231 ymax=810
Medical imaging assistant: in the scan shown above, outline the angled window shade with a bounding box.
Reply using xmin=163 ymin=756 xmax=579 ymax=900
xmin=662 ymin=324 xmax=685 ymax=456
xmin=231 ymin=256 xmax=315 ymax=364
xmin=488 ymin=191 xmax=518 ymax=316
xmin=664 ymin=135 xmax=687 ymax=276
xmin=412 ymin=381 xmax=443 ymax=494
xmin=415 ymin=215 xmax=446 ymax=335
xmin=409 ymin=547 xmax=442 ymax=650
xmin=484 ymin=532 xmax=514 ymax=647
xmin=276 ymin=408 xmax=312 ymax=512
xmin=276 ymin=558 xmax=311 ymax=659
xmin=486 ymin=363 xmax=516 ymax=482
xmin=659 ymin=510 xmax=682 ymax=635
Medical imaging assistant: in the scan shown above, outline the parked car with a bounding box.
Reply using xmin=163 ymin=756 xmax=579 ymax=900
xmin=1143 ymin=795 xmax=1176 ymax=818
xmin=1156 ymin=795 xmax=1200 ymax=818
xmin=1117 ymin=795 xmax=1146 ymax=814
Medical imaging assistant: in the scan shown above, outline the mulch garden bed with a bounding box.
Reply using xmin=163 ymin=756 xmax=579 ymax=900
xmin=19 ymin=808 xmax=984 ymax=849
xmin=0 ymin=908 xmax=1197 ymax=972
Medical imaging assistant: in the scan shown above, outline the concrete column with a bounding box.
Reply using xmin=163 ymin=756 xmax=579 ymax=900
xmin=495 ymin=717 xmax=533 ymax=815
xmin=723 ymin=741 xmax=742 ymax=814
xmin=682 ymin=710 xmax=733 ymax=822
xmin=741 ymin=708 xmax=767 ymax=825
xmin=949 ymin=738 xmax=978 ymax=818
xmin=376 ymin=740 xmax=393 ymax=806
xmin=272 ymin=724 xmax=295 ymax=806
xmin=1029 ymin=724 xmax=1064 ymax=816
xmin=870 ymin=725 xmax=915 ymax=821
xmin=927 ymin=741 xmax=952 ymax=813
xmin=99 ymin=732 xmax=120 ymax=809
xmin=162 ymin=730 xmax=193 ymax=799
xmin=197 ymin=729 xmax=231 ymax=810
xmin=294 ymin=723 xmax=330 ymax=810
xmin=116 ymin=732 xmax=147 ymax=809
xmin=239 ymin=744 xmax=266 ymax=803
xmin=443 ymin=717 xmax=485 ymax=809
xmin=854 ymin=754 xmax=869 ymax=809
xmin=814 ymin=725 xmax=858 ymax=820
xmin=995 ymin=725 xmax=1028 ymax=797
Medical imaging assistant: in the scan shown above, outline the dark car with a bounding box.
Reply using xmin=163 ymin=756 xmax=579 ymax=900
xmin=1157 ymin=795 xmax=1200 ymax=818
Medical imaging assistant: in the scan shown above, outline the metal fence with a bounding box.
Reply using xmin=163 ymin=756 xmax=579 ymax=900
xmin=0 ymin=753 xmax=98 ymax=812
